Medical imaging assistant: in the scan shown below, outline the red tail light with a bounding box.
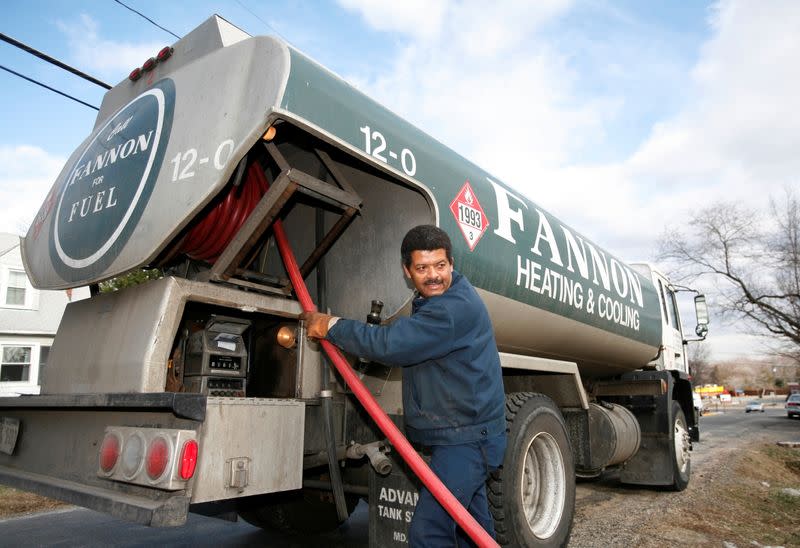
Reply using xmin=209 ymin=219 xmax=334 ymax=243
xmin=129 ymin=46 xmax=172 ymax=83
xmin=99 ymin=433 xmax=121 ymax=473
xmin=179 ymin=440 xmax=199 ymax=480
xmin=142 ymin=57 xmax=157 ymax=72
xmin=146 ymin=437 xmax=170 ymax=480
xmin=98 ymin=427 xmax=195 ymax=488
xmin=157 ymin=46 xmax=173 ymax=62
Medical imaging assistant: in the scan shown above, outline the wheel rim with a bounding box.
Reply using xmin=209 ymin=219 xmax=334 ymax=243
xmin=520 ymin=431 xmax=565 ymax=539
xmin=673 ymin=414 xmax=690 ymax=474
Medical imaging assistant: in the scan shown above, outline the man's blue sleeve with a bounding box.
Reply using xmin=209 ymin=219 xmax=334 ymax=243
xmin=326 ymin=303 xmax=455 ymax=367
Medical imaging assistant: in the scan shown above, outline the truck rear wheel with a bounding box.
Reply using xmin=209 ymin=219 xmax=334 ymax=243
xmin=670 ymin=401 xmax=691 ymax=491
xmin=237 ymin=489 xmax=359 ymax=534
xmin=488 ymin=392 xmax=575 ymax=547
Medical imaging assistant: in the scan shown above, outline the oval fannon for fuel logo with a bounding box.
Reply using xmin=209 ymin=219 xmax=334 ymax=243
xmin=50 ymin=79 xmax=175 ymax=280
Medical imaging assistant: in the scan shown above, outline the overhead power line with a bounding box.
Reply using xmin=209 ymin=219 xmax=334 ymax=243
xmin=0 ymin=65 xmax=99 ymax=110
xmin=113 ymin=0 xmax=181 ymax=41
xmin=0 ymin=243 xmax=20 ymax=259
xmin=0 ymin=32 xmax=111 ymax=89
xmin=234 ymin=0 xmax=289 ymax=43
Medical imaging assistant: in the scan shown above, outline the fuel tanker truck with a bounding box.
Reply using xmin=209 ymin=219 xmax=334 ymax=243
xmin=0 ymin=16 xmax=709 ymax=547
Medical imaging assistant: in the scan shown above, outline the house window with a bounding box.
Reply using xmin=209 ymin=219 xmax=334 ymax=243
xmin=5 ymin=270 xmax=26 ymax=306
xmin=39 ymin=345 xmax=50 ymax=379
xmin=1 ymin=346 xmax=32 ymax=382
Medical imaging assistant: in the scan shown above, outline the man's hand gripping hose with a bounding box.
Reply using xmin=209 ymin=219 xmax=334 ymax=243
xmin=265 ymin=187 xmax=499 ymax=546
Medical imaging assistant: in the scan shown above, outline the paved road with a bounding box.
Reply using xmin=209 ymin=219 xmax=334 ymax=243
xmin=693 ymin=400 xmax=799 ymax=463
xmin=0 ymin=402 xmax=796 ymax=546
xmin=697 ymin=399 xmax=798 ymax=443
xmin=0 ymin=500 xmax=371 ymax=547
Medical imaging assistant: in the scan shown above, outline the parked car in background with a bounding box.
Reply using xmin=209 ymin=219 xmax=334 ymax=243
xmin=745 ymin=400 xmax=765 ymax=413
xmin=786 ymin=394 xmax=800 ymax=418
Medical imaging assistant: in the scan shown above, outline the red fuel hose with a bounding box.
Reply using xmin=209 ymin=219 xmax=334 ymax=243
xmin=259 ymin=166 xmax=498 ymax=547
xmin=180 ymin=163 xmax=267 ymax=262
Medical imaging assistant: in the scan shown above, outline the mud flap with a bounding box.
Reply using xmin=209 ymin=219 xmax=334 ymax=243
xmin=368 ymin=452 xmax=422 ymax=547
xmin=619 ymin=434 xmax=673 ymax=485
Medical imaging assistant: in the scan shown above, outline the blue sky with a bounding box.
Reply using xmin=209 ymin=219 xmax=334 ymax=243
xmin=2 ymin=1 xmax=709 ymax=160
xmin=2 ymin=0 xmax=799 ymax=360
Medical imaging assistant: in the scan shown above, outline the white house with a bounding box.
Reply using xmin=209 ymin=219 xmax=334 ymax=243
xmin=0 ymin=232 xmax=89 ymax=395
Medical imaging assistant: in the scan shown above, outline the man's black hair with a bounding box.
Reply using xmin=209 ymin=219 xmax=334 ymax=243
xmin=401 ymin=225 xmax=453 ymax=267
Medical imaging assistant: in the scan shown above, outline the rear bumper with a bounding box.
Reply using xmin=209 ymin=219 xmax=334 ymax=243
xmin=0 ymin=466 xmax=189 ymax=526
xmin=0 ymin=393 xmax=305 ymax=525
xmin=0 ymin=393 xmax=205 ymax=526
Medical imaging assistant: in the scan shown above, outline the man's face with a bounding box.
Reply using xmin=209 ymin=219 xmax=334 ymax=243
xmin=403 ymin=249 xmax=454 ymax=298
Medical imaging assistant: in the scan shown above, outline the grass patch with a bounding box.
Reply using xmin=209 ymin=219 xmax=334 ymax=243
xmin=684 ymin=444 xmax=800 ymax=547
xmin=0 ymin=486 xmax=67 ymax=518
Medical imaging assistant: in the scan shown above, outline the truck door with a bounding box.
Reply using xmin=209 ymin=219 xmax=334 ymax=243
xmin=656 ymin=276 xmax=686 ymax=373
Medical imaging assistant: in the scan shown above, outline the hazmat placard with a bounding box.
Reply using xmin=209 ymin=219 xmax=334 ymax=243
xmin=449 ymin=180 xmax=489 ymax=251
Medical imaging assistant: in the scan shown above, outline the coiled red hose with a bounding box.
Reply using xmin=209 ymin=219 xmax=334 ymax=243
xmin=180 ymin=163 xmax=268 ymax=262
xmin=245 ymin=165 xmax=498 ymax=547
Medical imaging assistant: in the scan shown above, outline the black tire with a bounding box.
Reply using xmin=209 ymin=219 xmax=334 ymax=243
xmin=669 ymin=401 xmax=691 ymax=491
xmin=488 ymin=392 xmax=575 ymax=547
xmin=237 ymin=490 xmax=358 ymax=534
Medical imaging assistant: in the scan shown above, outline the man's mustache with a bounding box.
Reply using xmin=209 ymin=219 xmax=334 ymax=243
xmin=424 ymin=278 xmax=443 ymax=286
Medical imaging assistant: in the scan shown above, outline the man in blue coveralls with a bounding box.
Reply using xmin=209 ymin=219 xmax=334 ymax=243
xmin=301 ymin=224 xmax=507 ymax=547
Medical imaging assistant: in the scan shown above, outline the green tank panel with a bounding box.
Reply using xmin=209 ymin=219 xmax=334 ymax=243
xmin=281 ymin=48 xmax=662 ymax=352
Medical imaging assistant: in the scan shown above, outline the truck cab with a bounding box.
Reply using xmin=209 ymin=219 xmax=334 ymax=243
xmin=632 ymin=263 xmax=709 ymax=375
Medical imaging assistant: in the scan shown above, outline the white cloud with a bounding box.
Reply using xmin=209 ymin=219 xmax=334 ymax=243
xmin=57 ymin=14 xmax=164 ymax=78
xmin=626 ymin=0 xmax=800 ymax=201
xmin=337 ymin=0 xmax=449 ymax=40
xmin=339 ymin=0 xmax=592 ymax=181
xmin=342 ymin=0 xmax=799 ymax=256
xmin=704 ymin=332 xmax=773 ymax=362
xmin=338 ymin=0 xmax=644 ymax=264
xmin=589 ymin=0 xmax=800 ymax=360
xmin=0 ymin=146 xmax=64 ymax=235
xmin=535 ymin=0 xmax=800 ymax=266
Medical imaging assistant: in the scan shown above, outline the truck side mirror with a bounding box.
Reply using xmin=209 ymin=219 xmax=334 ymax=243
xmin=694 ymin=295 xmax=709 ymax=339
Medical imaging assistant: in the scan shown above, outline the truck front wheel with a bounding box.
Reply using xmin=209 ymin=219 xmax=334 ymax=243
xmin=670 ymin=401 xmax=691 ymax=491
xmin=488 ymin=392 xmax=575 ymax=547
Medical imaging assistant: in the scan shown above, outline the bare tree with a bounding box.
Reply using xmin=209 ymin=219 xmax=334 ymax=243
xmin=687 ymin=343 xmax=713 ymax=385
xmin=659 ymin=190 xmax=800 ymax=363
